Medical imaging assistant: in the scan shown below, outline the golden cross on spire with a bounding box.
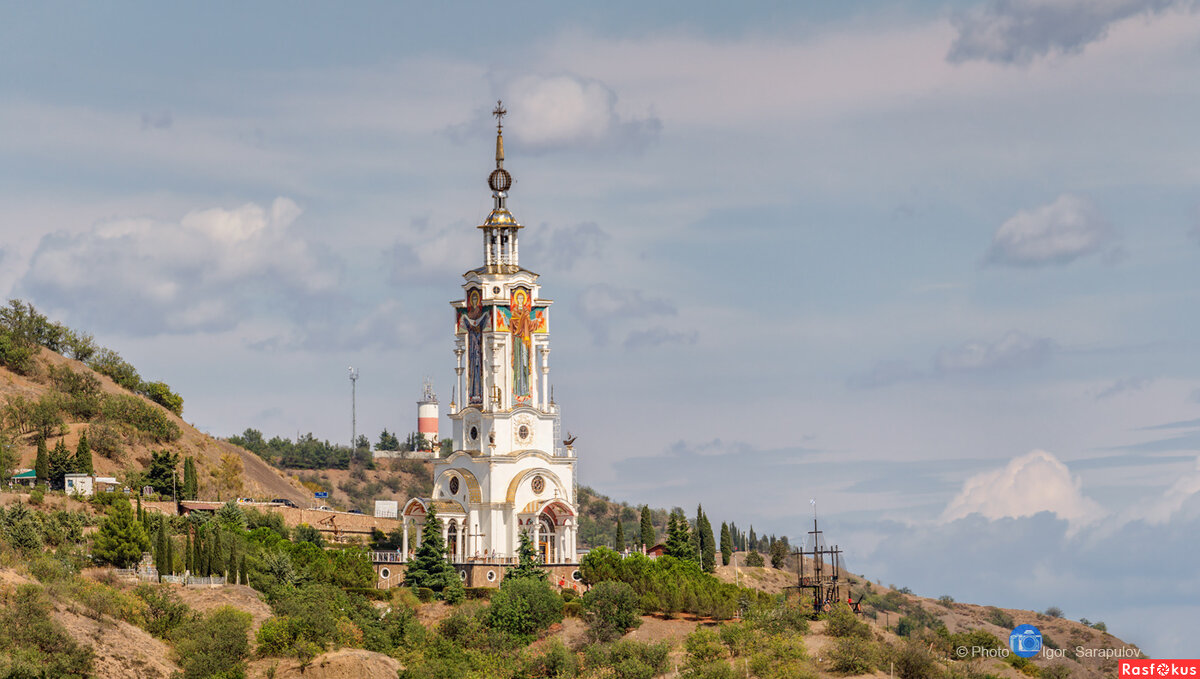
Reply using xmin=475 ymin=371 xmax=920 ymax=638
xmin=492 ymin=100 xmax=507 ymax=131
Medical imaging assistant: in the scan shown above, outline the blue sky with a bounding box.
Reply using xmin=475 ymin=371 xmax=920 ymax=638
xmin=3 ymin=0 xmax=1200 ymax=656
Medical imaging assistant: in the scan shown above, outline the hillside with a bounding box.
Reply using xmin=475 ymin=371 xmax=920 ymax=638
xmin=1 ymin=346 xmax=308 ymax=505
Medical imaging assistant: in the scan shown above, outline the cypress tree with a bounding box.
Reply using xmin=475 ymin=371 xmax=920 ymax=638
xmin=614 ymin=521 xmax=625 ymax=551
xmin=748 ymin=526 xmax=756 ymax=551
xmin=690 ymin=505 xmax=702 ymax=560
xmin=136 ymin=495 xmax=144 ymax=522
xmin=227 ymin=541 xmax=237 ymax=581
xmin=34 ymin=437 xmax=49 ymax=486
xmin=639 ymin=505 xmax=654 ymax=549
xmin=182 ymin=457 xmax=197 ymax=500
xmin=74 ymin=431 xmax=93 ymax=475
xmin=699 ymin=510 xmax=716 ymax=573
xmin=155 ymin=520 xmax=168 ymax=579
xmin=211 ymin=530 xmax=223 ymax=577
xmin=166 ymin=530 xmax=174 ymax=575
xmin=239 ymin=555 xmax=247 ymax=585
xmin=720 ymin=521 xmax=733 ymax=566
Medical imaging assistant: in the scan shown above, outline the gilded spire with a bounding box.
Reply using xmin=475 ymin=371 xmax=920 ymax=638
xmin=493 ymin=100 xmax=506 ymax=166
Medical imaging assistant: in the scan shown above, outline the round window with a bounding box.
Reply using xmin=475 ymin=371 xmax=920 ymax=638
xmin=531 ymin=475 xmax=545 ymax=494
xmin=380 ymin=567 xmax=391 ymax=579
xmin=459 ymin=570 xmax=467 ymax=581
xmin=572 ymin=570 xmax=582 ymax=581
xmin=486 ymin=570 xmax=496 ymax=582
xmin=492 ymin=286 xmax=501 ymax=294
xmin=449 ymin=477 xmax=460 ymax=495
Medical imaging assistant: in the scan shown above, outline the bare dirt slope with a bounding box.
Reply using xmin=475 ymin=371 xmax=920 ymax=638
xmin=1 ymin=348 xmax=308 ymax=504
xmin=175 ymin=584 xmax=274 ymax=638
xmin=246 ymin=649 xmax=401 ymax=679
xmin=54 ymin=606 xmax=179 ymax=679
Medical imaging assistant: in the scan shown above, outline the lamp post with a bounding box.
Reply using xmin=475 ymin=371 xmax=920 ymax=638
xmin=348 ymin=366 xmax=359 ymax=453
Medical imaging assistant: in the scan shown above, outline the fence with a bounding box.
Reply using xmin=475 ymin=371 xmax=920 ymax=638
xmin=112 ymin=569 xmax=226 ymax=587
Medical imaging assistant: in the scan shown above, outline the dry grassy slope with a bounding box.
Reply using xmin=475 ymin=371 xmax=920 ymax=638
xmin=716 ymin=559 xmax=1140 ymax=679
xmin=281 ymin=462 xmax=434 ymax=513
xmin=1 ymin=348 xmax=309 ymax=505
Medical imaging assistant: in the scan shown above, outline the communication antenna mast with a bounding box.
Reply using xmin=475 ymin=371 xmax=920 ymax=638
xmin=348 ymin=366 xmax=359 ymax=452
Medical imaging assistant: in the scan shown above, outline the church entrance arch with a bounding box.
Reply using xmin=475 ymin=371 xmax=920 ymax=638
xmin=538 ymin=515 xmax=555 ymax=564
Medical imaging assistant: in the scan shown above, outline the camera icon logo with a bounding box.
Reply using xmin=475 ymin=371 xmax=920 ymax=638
xmin=1009 ymin=624 xmax=1042 ymax=658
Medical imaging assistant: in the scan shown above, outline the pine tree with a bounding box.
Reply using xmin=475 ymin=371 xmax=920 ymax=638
xmin=507 ymin=530 xmax=547 ymax=581
xmin=665 ymin=509 xmax=694 ymax=561
xmin=720 ymin=522 xmax=733 ymax=566
xmin=48 ymin=438 xmax=73 ymax=490
xmin=699 ymin=509 xmax=716 ymax=573
xmin=74 ymin=431 xmax=93 ymax=475
xmin=402 ymin=505 xmax=458 ymax=593
xmin=34 ymin=437 xmax=48 ymax=487
xmin=614 ymin=521 xmax=625 ymax=552
xmin=639 ymin=505 xmax=654 ymax=549
xmin=92 ymin=498 xmax=151 ymax=568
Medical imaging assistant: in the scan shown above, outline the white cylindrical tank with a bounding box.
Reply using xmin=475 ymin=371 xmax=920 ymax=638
xmin=418 ymin=380 xmax=438 ymax=450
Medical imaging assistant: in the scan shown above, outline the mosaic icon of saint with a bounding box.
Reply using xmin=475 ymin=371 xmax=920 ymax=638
xmin=464 ymin=288 xmax=487 ymax=405
xmin=510 ymin=288 xmax=534 ymax=403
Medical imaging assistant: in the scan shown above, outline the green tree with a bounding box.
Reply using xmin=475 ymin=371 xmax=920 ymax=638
xmin=141 ymin=380 xmax=183 ymax=416
xmin=744 ymin=551 xmax=764 ymax=568
xmin=666 ymin=509 xmax=694 ymax=561
xmin=155 ymin=520 xmax=169 ymax=579
xmin=698 ymin=507 xmax=716 ymax=573
xmin=582 ymin=580 xmax=641 ymax=642
xmin=34 ymin=436 xmax=49 ymax=486
xmin=402 ymin=505 xmax=460 ymax=598
xmin=48 ymin=438 xmax=73 ymax=490
xmin=719 ymin=522 xmax=732 ymax=566
xmin=182 ymin=457 xmax=198 ymax=500
xmin=93 ymin=498 xmax=151 ymax=568
xmin=0 ymin=428 xmax=17 ymax=484
xmin=488 ymin=576 xmax=563 ymax=641
xmin=639 ymin=505 xmax=654 ymax=549
xmin=615 ymin=521 xmax=625 ymax=551
xmin=769 ymin=538 xmax=789 ymax=570
xmin=146 ymin=450 xmax=180 ymax=496
xmin=170 ymin=606 xmax=251 ymax=679
xmin=376 ymin=428 xmax=400 ymax=451
xmin=74 ymin=430 xmax=93 ymax=475
xmin=508 ymin=529 xmax=548 ymax=581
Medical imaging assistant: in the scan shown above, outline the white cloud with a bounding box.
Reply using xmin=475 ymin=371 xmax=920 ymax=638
xmin=20 ymin=198 xmax=342 ymax=335
xmin=985 ymin=194 xmax=1113 ymax=267
xmin=948 ymin=0 xmax=1184 ymax=65
xmin=1121 ymin=456 xmax=1200 ymax=525
xmin=941 ymin=449 xmax=1105 ymax=528
xmin=501 ymin=74 xmax=661 ymax=153
xmin=935 ymin=331 xmax=1055 ymax=374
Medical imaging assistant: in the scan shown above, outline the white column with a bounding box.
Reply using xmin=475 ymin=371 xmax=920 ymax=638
xmin=402 ymin=521 xmax=409 ymax=561
xmin=532 ymin=522 xmax=540 ymax=563
xmin=512 ymin=229 xmax=519 ymax=266
xmin=442 ymin=523 xmax=450 ymax=559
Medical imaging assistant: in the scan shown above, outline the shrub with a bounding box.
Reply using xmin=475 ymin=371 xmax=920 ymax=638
xmin=683 ymin=661 xmax=738 ymax=679
xmin=1044 ymin=606 xmax=1063 ymax=618
xmin=825 ymin=603 xmax=871 ymax=638
xmin=938 ymin=595 xmax=955 ymax=607
xmin=88 ymin=422 xmax=124 ymax=460
xmin=100 ymin=394 xmax=180 ymax=442
xmin=487 ymin=576 xmax=563 ymax=641
xmin=28 ymin=486 xmax=45 ymax=505
xmin=465 ymin=586 xmax=495 ymax=600
xmin=141 ymin=381 xmax=183 ymax=416
xmin=134 ymin=585 xmax=195 ymax=637
xmin=0 ymin=584 xmax=94 ymax=677
xmin=583 ymin=580 xmax=641 ymax=642
xmin=563 ymin=601 xmax=584 ymax=618
xmin=415 ymin=586 xmax=435 ymax=602
xmin=685 ymin=627 xmax=727 ymax=665
xmin=172 ymin=606 xmax=251 ymax=679
xmin=520 ymin=637 xmax=578 ymax=678
xmin=828 ymin=636 xmax=878 ymax=675
xmin=747 ymin=634 xmax=810 ymax=679
xmin=892 ymin=640 xmax=939 ymax=679
xmin=583 ymin=640 xmax=671 ymax=679
xmin=745 ymin=551 xmax=764 ymax=567
xmin=984 ymin=607 xmax=1014 ymax=629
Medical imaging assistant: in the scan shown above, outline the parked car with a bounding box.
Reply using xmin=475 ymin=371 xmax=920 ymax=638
xmin=348 ymin=509 xmax=363 ymax=515
xmin=271 ymin=498 xmax=298 ymax=508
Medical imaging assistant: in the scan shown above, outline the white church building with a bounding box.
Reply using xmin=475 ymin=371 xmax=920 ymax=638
xmin=399 ymin=103 xmax=580 ymax=586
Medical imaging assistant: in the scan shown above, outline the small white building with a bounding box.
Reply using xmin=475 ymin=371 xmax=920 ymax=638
xmin=64 ymin=474 xmax=118 ymax=497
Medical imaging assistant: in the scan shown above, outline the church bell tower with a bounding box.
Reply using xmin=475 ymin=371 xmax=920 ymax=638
xmin=401 ymin=102 xmax=579 ymax=581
